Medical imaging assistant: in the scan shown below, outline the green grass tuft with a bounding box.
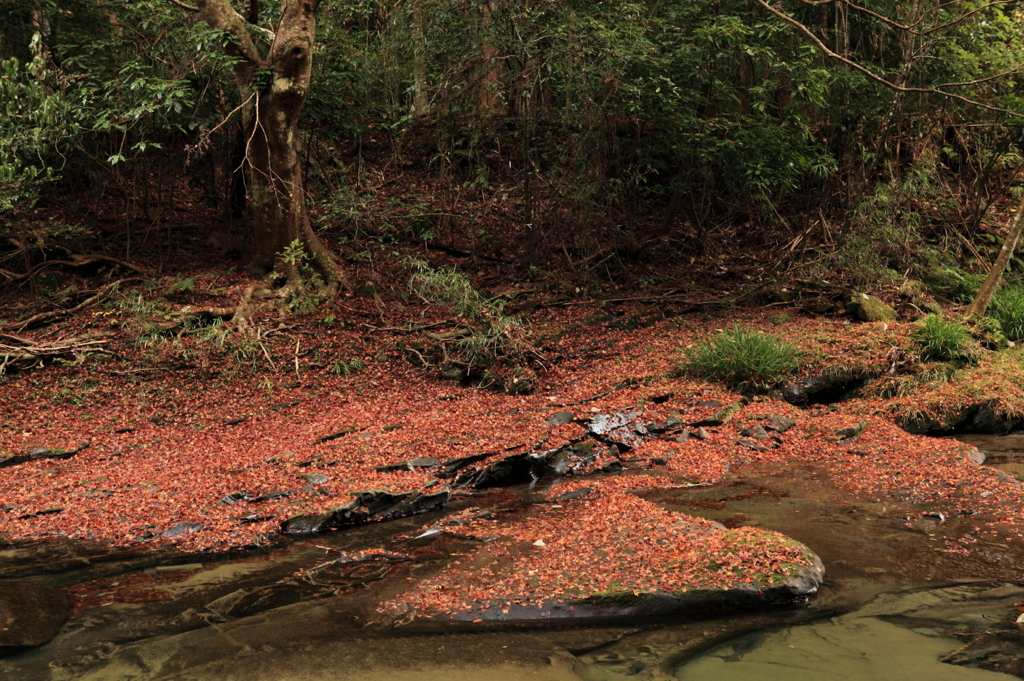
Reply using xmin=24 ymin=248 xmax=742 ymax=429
xmin=680 ymin=325 xmax=799 ymax=388
xmin=913 ymin=314 xmax=974 ymax=361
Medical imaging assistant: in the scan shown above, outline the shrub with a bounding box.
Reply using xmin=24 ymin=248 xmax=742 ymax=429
xmin=989 ymin=287 xmax=1024 ymax=342
xmin=913 ymin=314 xmax=975 ymax=361
xmin=681 ymin=326 xmax=799 ymax=388
xmin=407 ymin=260 xmax=529 ymax=370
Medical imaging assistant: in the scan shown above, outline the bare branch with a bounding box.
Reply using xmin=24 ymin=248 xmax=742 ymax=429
xmin=168 ymin=0 xmax=199 ymax=11
xmin=754 ymin=0 xmax=1024 ymax=119
xmin=793 ymin=0 xmax=1015 ymax=35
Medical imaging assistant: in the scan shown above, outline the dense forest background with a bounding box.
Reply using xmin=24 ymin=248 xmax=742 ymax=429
xmin=4 ymin=0 xmax=1024 ymax=317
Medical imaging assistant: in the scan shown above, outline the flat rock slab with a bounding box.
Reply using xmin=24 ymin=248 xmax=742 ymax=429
xmin=385 ymin=476 xmax=825 ymax=622
xmin=0 ymin=581 xmax=69 ymax=656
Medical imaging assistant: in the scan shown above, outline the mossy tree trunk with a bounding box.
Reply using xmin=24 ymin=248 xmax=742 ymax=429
xmin=965 ymin=194 xmax=1024 ymax=319
xmin=192 ymin=0 xmax=346 ymax=290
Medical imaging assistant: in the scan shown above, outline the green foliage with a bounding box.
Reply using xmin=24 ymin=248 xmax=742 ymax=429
xmin=989 ymin=287 xmax=1024 ymax=342
xmin=330 ymin=358 xmax=366 ymax=376
xmin=680 ymin=325 xmax=799 ymax=388
xmin=913 ymin=315 xmax=975 ymax=362
xmin=0 ymin=52 xmax=74 ymax=214
xmin=407 ymin=260 xmax=527 ymax=370
xmin=925 ymin=266 xmax=984 ymax=304
xmin=969 ymin=315 xmax=1009 ymax=349
xmin=408 ymin=259 xmax=500 ymax=320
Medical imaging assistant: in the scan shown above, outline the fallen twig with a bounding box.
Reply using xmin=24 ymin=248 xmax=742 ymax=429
xmin=0 ymin=335 xmax=112 ymax=374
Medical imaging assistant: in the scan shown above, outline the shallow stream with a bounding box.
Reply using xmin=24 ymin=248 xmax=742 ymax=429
xmin=2 ymin=436 xmax=1024 ymax=680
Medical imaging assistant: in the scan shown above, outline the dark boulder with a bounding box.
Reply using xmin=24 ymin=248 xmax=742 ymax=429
xmin=0 ymin=581 xmax=68 ymax=656
xmin=782 ymin=374 xmax=865 ymax=406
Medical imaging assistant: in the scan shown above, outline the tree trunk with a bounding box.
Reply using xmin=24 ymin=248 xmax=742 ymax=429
xmin=411 ymin=3 xmax=430 ymax=117
xmin=194 ymin=0 xmax=345 ymax=289
xmin=965 ymin=194 xmax=1024 ymax=319
xmin=478 ymin=1 xmax=505 ymax=115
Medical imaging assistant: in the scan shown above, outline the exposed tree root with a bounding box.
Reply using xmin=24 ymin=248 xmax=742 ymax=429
xmin=178 ymin=262 xmax=320 ymax=333
xmin=8 ymin=279 xmax=137 ymax=332
xmin=0 ymin=240 xmax=145 ymax=287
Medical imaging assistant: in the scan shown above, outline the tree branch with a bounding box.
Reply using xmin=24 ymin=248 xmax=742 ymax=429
xmin=794 ymin=0 xmax=1015 ymax=36
xmin=168 ymin=0 xmax=199 ymax=11
xmin=754 ymin=0 xmax=1024 ymax=119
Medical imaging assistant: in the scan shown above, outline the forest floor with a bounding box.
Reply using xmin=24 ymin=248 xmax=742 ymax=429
xmin=4 ymin=260 xmax=1024 ymax=620
xmin=4 ymin=159 xmax=1024 ymax=623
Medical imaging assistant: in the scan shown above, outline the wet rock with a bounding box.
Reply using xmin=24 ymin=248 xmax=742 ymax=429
xmin=766 ymin=415 xmax=797 ymax=433
xmin=457 ymin=448 xmax=573 ymax=488
xmin=162 ymin=522 xmax=203 ymax=539
xmin=281 ymin=489 xmax=451 ymax=535
xmin=438 ymin=453 xmax=494 ymax=478
xmin=836 ymin=421 xmax=868 ymax=440
xmin=300 ymin=473 xmax=330 ymax=485
xmin=847 ymin=292 xmax=897 ymax=322
xmin=0 ymin=537 xmax=194 ymax=585
xmin=310 ymin=426 xmax=358 ymax=445
xmin=219 ymin=492 xmax=250 ymax=505
xmin=403 ymin=480 xmax=826 ymax=623
xmin=547 ymin=411 xmax=574 ymax=426
xmin=589 ymin=411 xmax=648 ymax=449
xmin=251 ymin=490 xmax=292 ymax=503
xmin=782 ymin=373 xmax=865 ymax=406
xmin=17 ymin=507 xmax=63 ymax=519
xmin=0 ymin=581 xmax=68 ymax=656
xmin=665 ymin=412 xmax=684 ymax=429
xmin=967 ymin=407 xmax=1019 ymax=435
xmin=375 ymin=457 xmax=439 ymax=473
xmin=691 ymin=403 xmax=743 ymax=428
xmin=0 ymin=443 xmax=90 ymax=469
xmin=739 ymin=425 xmax=770 ymax=440
xmin=693 ymin=428 xmax=709 ymax=441
xmin=670 ymin=430 xmax=691 ymax=443
xmin=553 ymin=487 xmax=594 ymax=502
xmin=737 ymin=439 xmax=768 ymax=452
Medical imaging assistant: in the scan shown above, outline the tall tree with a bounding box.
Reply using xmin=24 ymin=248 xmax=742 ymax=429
xmin=173 ymin=0 xmax=346 ymax=290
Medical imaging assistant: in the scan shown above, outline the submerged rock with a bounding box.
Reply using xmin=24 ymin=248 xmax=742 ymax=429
xmin=0 ymin=582 xmax=68 ymax=656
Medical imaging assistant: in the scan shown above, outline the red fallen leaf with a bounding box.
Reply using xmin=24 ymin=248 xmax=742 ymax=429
xmin=1015 ymin=601 xmax=1024 ymax=612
